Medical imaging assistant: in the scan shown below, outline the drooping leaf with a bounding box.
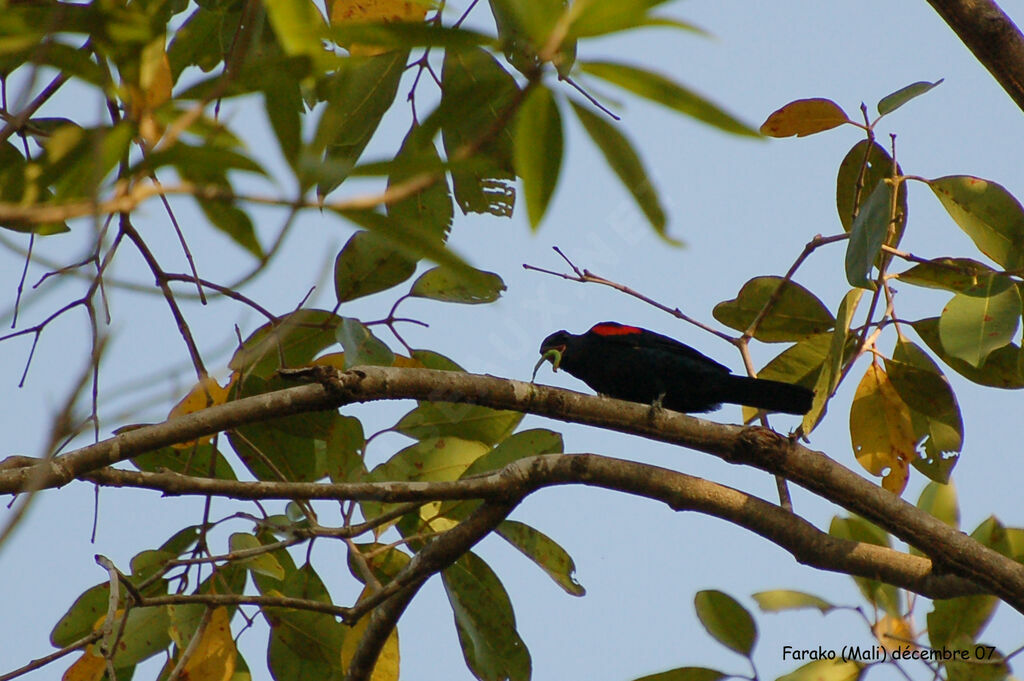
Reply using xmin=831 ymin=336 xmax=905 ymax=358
xmin=845 ymin=179 xmax=893 ymax=290
xmin=581 ymin=61 xmax=758 ymax=137
xmin=496 ymin=520 xmax=585 ymax=596
xmin=387 ymin=128 xmax=453 ymax=246
xmin=713 ymin=276 xmax=834 ymax=342
xmin=929 ymin=175 xmax=1024 ymax=270
xmin=835 ymin=139 xmax=907 ymax=238
xmin=760 ymin=98 xmax=849 ymax=137
xmin=438 ymin=47 xmax=519 ymax=216
xmin=877 ymin=79 xmax=943 ymax=116
xmin=443 ymin=552 xmax=531 ymax=681
xmin=937 ymin=275 xmax=1020 ymax=368
xmin=334 ymin=230 xmax=417 ymax=304
xmin=262 ymin=564 xmax=346 ymax=681
xmin=340 ymin=587 xmax=401 ymax=679
xmin=743 ymin=333 xmax=831 ymax=425
xmin=912 ymin=317 xmax=1024 ymax=389
xmin=886 ymin=341 xmax=962 ymax=483
xmin=850 ymin=363 xmax=915 ymax=494
xmin=514 ymin=86 xmax=563 ymax=228
xmin=571 ymin=99 xmax=671 ymax=239
xmin=693 ymin=590 xmax=757 ymax=657
xmin=799 ymin=289 xmax=862 ymax=432
xmin=0 ymin=141 xmax=68 ymax=234
xmin=314 ymin=51 xmax=408 ymax=196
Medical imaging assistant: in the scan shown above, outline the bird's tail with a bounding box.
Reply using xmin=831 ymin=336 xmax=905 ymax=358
xmin=717 ymin=375 xmax=813 ymax=415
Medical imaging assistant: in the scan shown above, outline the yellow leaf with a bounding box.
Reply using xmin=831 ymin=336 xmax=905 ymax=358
xmin=760 ymin=98 xmax=850 ymax=137
xmin=340 ymin=587 xmax=400 ymax=680
xmin=873 ymin=614 xmax=915 ymax=654
xmin=62 ymin=648 xmax=106 ymax=681
xmin=178 ymin=607 xmax=237 ymax=681
xmin=169 ymin=376 xmax=233 ymax=449
xmin=329 ymin=0 xmax=428 ymax=55
xmin=850 ymin=364 xmax=915 ymax=494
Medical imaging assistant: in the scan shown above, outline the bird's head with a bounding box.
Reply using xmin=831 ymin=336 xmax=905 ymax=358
xmin=533 ymin=330 xmax=572 ymax=379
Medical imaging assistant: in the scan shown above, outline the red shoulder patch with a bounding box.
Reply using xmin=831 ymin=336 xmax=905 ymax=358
xmin=590 ymin=322 xmax=643 ymax=336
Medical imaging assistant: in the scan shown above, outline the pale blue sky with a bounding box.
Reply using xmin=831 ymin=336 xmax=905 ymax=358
xmin=2 ymin=2 xmax=1023 ymax=680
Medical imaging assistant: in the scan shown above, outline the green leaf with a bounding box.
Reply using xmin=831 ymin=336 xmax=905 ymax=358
xmin=571 ymin=99 xmax=670 ymax=239
xmin=334 ymin=231 xmax=417 ymax=304
xmin=568 ymin=0 xmax=704 ymax=39
xmin=106 ymin=606 xmax=173 ymax=666
xmin=713 ymin=276 xmax=835 ymax=342
xmin=743 ymin=333 xmax=832 ymax=425
xmin=845 ymin=180 xmax=893 ymax=289
xmin=938 ymin=275 xmax=1020 ymax=367
xmin=760 ymin=98 xmax=849 ymax=137
xmin=829 ymin=516 xmax=902 ymax=616
xmin=460 ymin=428 xmax=563 ymax=477
xmin=387 ymin=128 xmax=453 ymax=245
xmin=438 ymin=47 xmax=518 ymax=216
xmin=798 ymin=289 xmax=862 ymax=432
xmin=364 ymin=437 xmax=490 ymax=524
xmin=230 ymin=532 xmax=286 ymax=579
xmin=777 ymin=659 xmax=864 ymax=681
xmin=229 ymin=309 xmax=343 ymax=379
xmin=929 ymin=175 xmax=1024 ymax=270
xmin=916 ymin=481 xmax=959 ymax=529
xmin=335 ymin=208 xmax=472 ymax=279
xmin=580 ymin=61 xmax=759 ymax=137
xmin=631 ymin=668 xmax=727 ymax=681
xmin=314 ymin=51 xmax=408 ymax=196
xmin=263 ymin=564 xmax=346 ymax=680
xmin=752 ymin=590 xmax=834 ymax=613
xmin=263 ymin=0 xmax=330 ymax=63
xmin=346 ymin=543 xmax=411 ymax=584
xmin=835 ymin=139 xmax=907 ymax=237
xmin=336 ymin=317 xmax=395 ymax=367
xmin=443 ymin=552 xmax=531 ymax=681
xmin=409 ymin=266 xmax=507 ymax=304
xmin=325 ymin=22 xmax=492 ymax=52
xmin=394 ymin=402 xmax=523 ymax=444
xmin=877 ymin=79 xmax=943 ymax=116
xmin=886 ymin=341 xmax=962 ymax=483
xmin=896 ymin=257 xmax=996 ymax=292
xmin=515 ymin=86 xmax=563 ymax=228
xmin=694 ymin=590 xmax=757 ymax=656
xmin=324 ymin=414 xmax=366 ymax=482
xmin=912 ymin=317 xmax=1024 ymax=388
xmin=496 ymin=520 xmax=585 ymax=596
xmin=262 ymin=59 xmax=306 ymax=173
xmin=489 ymin=0 xmax=575 ymax=77
xmin=167 ymin=6 xmax=228 ymax=77
xmin=131 ymin=442 xmax=237 ymax=480
xmin=0 ymin=141 xmax=68 ymax=234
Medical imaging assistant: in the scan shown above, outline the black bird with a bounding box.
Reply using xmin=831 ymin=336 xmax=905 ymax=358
xmin=537 ymin=322 xmax=813 ymax=415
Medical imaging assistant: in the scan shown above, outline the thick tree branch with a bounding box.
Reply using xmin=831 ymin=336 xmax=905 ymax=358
xmin=927 ymin=0 xmax=1024 ymax=111
xmin=82 ymin=454 xmax=982 ymax=602
xmin=3 ymin=366 xmax=1023 ymax=614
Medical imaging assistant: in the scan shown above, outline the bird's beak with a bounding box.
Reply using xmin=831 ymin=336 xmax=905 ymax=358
xmin=531 ymin=345 xmax=565 ymax=381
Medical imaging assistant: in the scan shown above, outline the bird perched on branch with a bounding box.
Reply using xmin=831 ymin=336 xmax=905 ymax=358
xmin=536 ymin=322 xmax=813 ymax=415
